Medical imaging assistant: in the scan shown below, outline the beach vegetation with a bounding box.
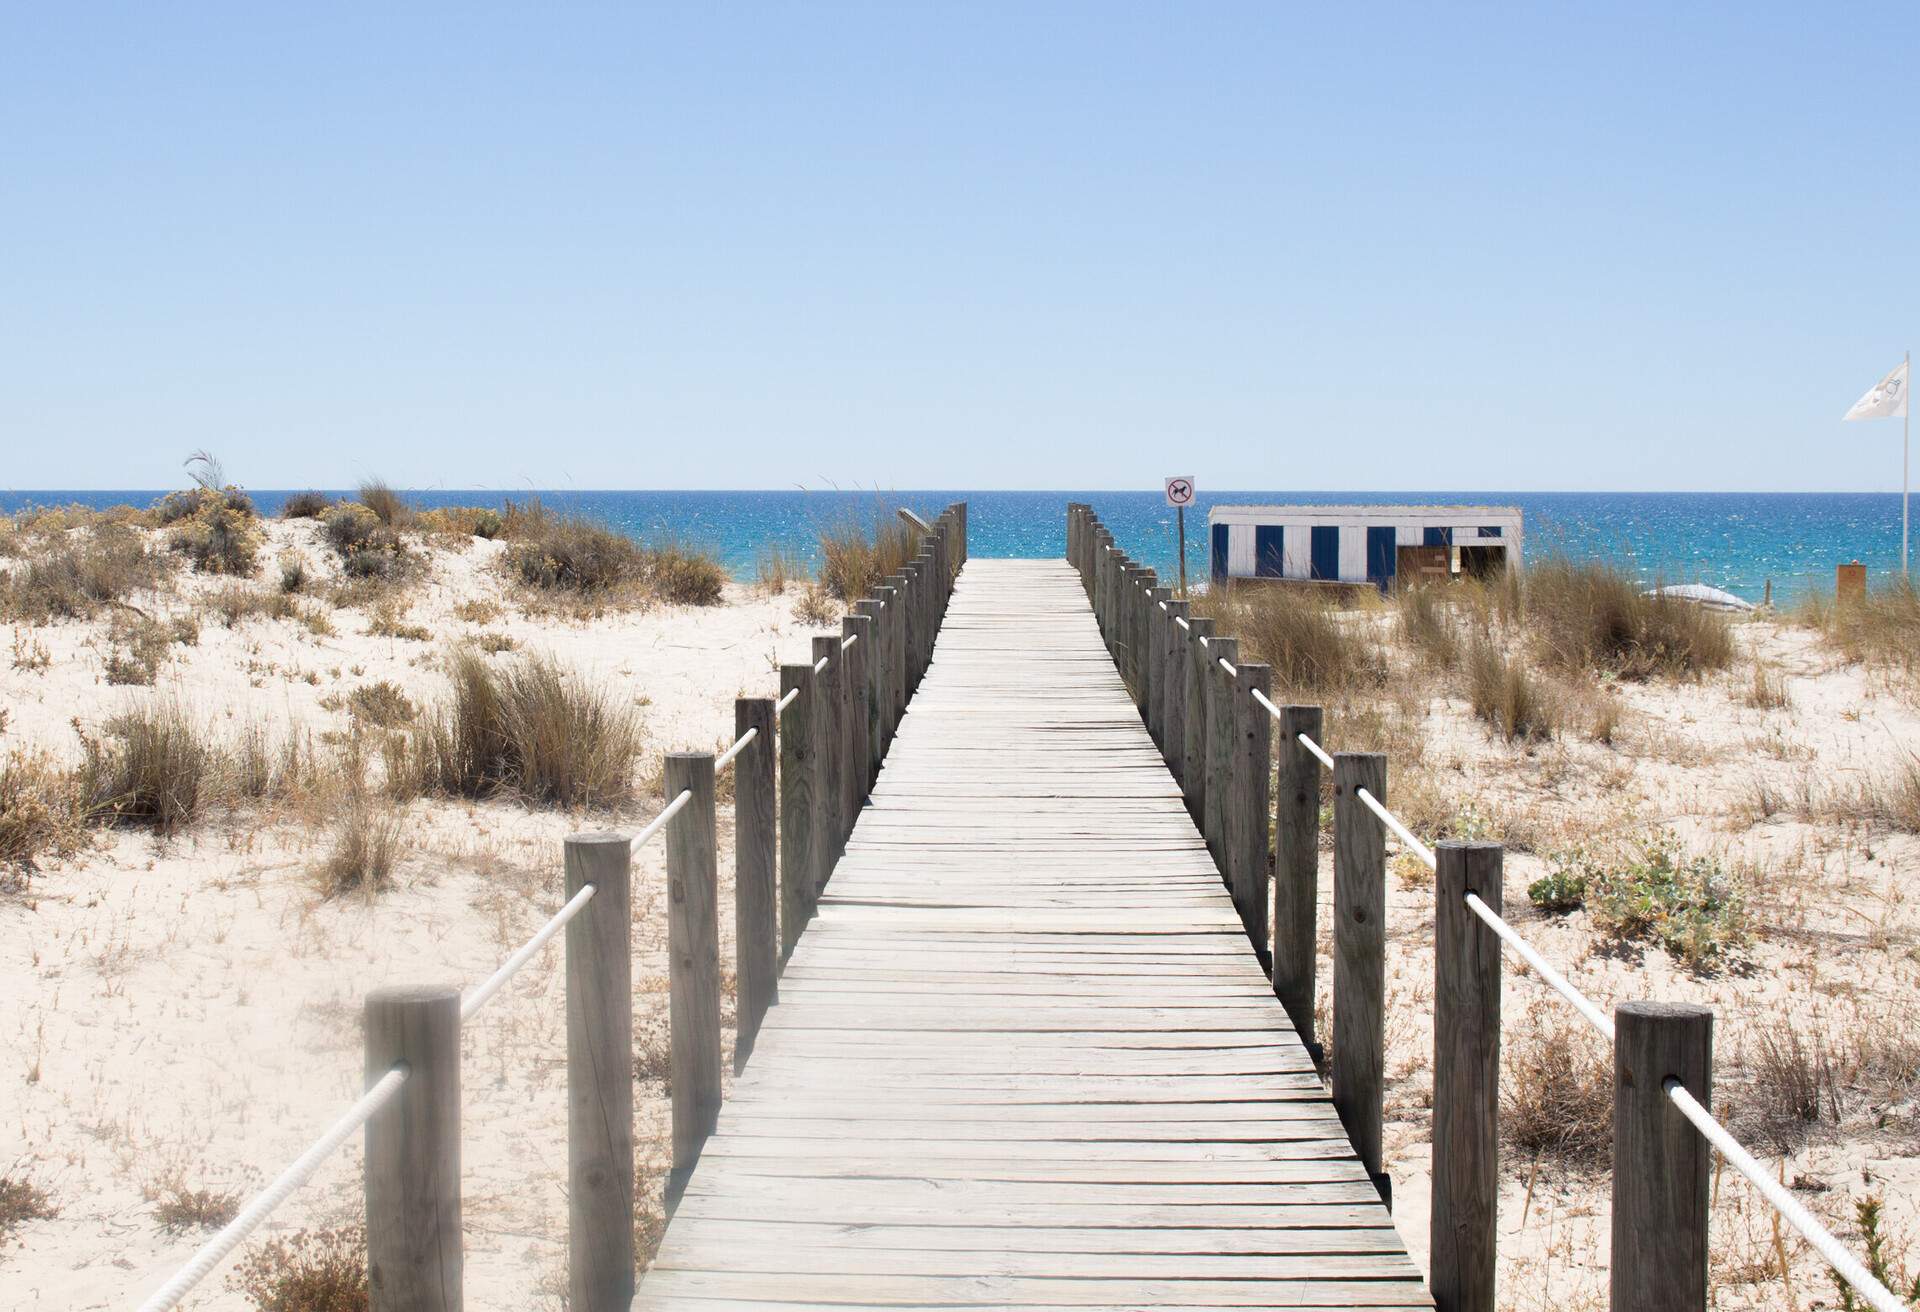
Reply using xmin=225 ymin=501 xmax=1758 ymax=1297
xmin=347 ymin=681 xmax=416 ymax=728
xmin=153 ymin=1183 xmax=242 ymax=1234
xmin=816 ymin=509 xmax=920 ymax=601
xmin=1801 ymin=577 xmax=1920 ymax=685
xmin=794 ymin=584 xmax=838 ymax=626
xmin=405 ymin=647 xmax=641 ymax=808
xmin=280 ymin=491 xmax=334 ymax=520
xmin=1501 ymin=1004 xmax=1613 ymax=1169
xmin=0 ymin=520 xmax=171 ymax=623
xmin=104 ymin=612 xmax=173 ymax=685
xmin=755 ymin=543 xmax=799 ymax=595
xmin=1830 ymin=1198 xmax=1920 ymax=1311
xmin=415 ymin=504 xmax=504 ymax=539
xmin=0 ymin=1174 xmax=57 ymax=1246
xmin=1523 ymin=558 xmax=1733 ymax=679
xmin=501 ymin=500 xmax=725 ymax=606
xmin=356 ymin=478 xmax=410 ymax=528
xmin=315 ymin=775 xmax=401 ymax=898
xmin=230 ymin=1225 xmax=367 ymax=1312
xmin=322 ymin=504 xmax=415 ymax=584
xmin=1466 ymin=635 xmax=1559 ymax=741
xmin=1190 ymin=583 xmax=1386 ymax=696
xmin=78 ymin=701 xmax=215 ymax=834
xmin=0 ymin=751 xmax=89 ymax=885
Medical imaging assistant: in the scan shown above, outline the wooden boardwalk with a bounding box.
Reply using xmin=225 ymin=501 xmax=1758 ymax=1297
xmin=642 ymin=559 xmax=1430 ymax=1311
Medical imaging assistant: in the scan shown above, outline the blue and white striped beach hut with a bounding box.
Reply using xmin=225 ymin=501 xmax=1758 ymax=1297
xmin=1207 ymin=504 xmax=1523 ymax=589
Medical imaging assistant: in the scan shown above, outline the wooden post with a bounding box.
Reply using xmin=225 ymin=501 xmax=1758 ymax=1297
xmin=365 ymin=984 xmax=462 ymax=1312
xmin=1612 ymin=1002 xmax=1713 ymax=1312
xmin=1272 ymin=705 xmax=1324 ymax=1046
xmin=811 ymin=635 xmax=844 ymax=881
xmin=1161 ymin=599 xmax=1190 ymax=781
xmin=898 ymin=562 xmax=922 ymax=698
xmin=856 ymin=597 xmax=888 ymax=770
xmin=1181 ymin=616 xmax=1216 ymax=823
xmin=1145 ymin=586 xmax=1172 ymax=748
xmin=1230 ymin=660 xmax=1272 ymax=969
xmin=777 ymin=664 xmax=815 ymax=958
xmin=665 ymin=752 xmax=720 ymax=1207
xmin=882 ymin=574 xmax=908 ymax=733
xmin=917 ymin=549 xmax=936 ymax=679
xmin=842 ymin=615 xmax=872 ymax=813
xmin=1130 ymin=567 xmax=1156 ymax=709
xmin=1202 ymin=635 xmax=1241 ymax=871
xmin=562 ymin=833 xmax=634 ymax=1310
xmin=732 ymin=699 xmax=777 ymax=1071
xmin=1332 ymin=751 xmax=1388 ymax=1205
xmin=1432 ymin=841 xmax=1502 ymax=1312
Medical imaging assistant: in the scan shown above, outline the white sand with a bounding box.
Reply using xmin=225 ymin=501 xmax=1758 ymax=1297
xmin=5 ymin=527 xmax=1920 ymax=1310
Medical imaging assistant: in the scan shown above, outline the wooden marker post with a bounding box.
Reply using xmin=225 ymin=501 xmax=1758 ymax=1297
xmin=732 ymin=699 xmax=777 ymax=1070
xmin=1230 ymin=660 xmax=1272 ymax=967
xmin=665 ymin=753 xmax=720 ymax=1208
xmin=855 ymin=598 xmax=887 ymax=773
xmin=882 ymin=574 xmax=908 ymax=734
xmin=1161 ymin=599 xmax=1191 ymax=782
xmin=841 ymin=615 xmax=871 ymax=819
xmin=1272 ymin=705 xmax=1324 ymax=1046
xmin=1181 ymin=616 xmax=1216 ymax=823
xmin=1333 ymin=751 xmax=1388 ymax=1205
xmin=811 ymin=635 xmax=845 ymax=880
xmin=1145 ymin=586 xmax=1172 ymax=747
xmin=365 ymin=984 xmax=462 ymax=1312
xmin=1612 ymin=1002 xmax=1713 ymax=1312
xmin=777 ymin=664 xmax=815 ymax=958
xmin=563 ymin=833 xmax=635 ymax=1311
xmin=1432 ymin=841 xmax=1503 ymax=1312
xmin=1202 ymin=635 xmax=1241 ymax=870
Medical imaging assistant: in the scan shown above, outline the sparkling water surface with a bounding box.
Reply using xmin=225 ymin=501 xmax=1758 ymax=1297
xmin=3 ymin=489 xmax=1908 ymax=605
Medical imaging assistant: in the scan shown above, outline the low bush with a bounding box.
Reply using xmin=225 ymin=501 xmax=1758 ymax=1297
xmin=648 ymin=542 xmax=726 ymax=606
xmin=410 ymin=649 xmax=641 ymax=807
xmin=154 ymin=1184 xmax=241 ymax=1234
xmin=348 ymin=681 xmax=416 ymax=728
xmin=0 ymin=522 xmax=170 ymax=622
xmin=0 ymin=751 xmax=87 ymax=884
xmin=1527 ymin=846 xmax=1594 ymax=914
xmin=167 ymin=498 xmax=263 ymax=575
xmin=504 ymin=512 xmax=648 ymax=593
xmin=0 ymin=1174 xmax=57 ymax=1246
xmin=415 ymin=505 xmax=504 ymax=539
xmin=80 ymin=702 xmax=215 ymax=834
xmin=1524 ymin=558 xmax=1734 ymax=679
xmin=1588 ymin=829 xmax=1749 ymax=969
xmin=794 ymin=585 xmax=838 ymax=626
xmin=1744 ymin=661 xmax=1790 ymax=710
xmin=230 ymin=1225 xmax=367 ymax=1312
xmin=322 ymin=505 xmax=413 ymax=582
xmin=104 ymin=612 xmax=172 ymax=685
xmin=1192 ymin=585 xmax=1386 ymax=696
xmin=280 ymin=491 xmax=334 ymax=520
xmin=206 ymin=584 xmax=298 ymax=628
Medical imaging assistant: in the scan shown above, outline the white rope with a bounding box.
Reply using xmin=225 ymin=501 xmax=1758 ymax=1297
xmin=631 ymin=788 xmax=693 ymax=853
xmin=1297 ymin=731 xmax=1335 ymax=770
xmin=1664 ymin=1080 xmax=1907 ymax=1312
xmin=1356 ymin=787 xmax=1435 ymax=869
xmin=461 ymin=881 xmax=597 ymax=1020
xmin=813 ymin=654 xmax=830 ymax=674
xmin=775 ymin=686 xmax=801 ymax=712
xmin=714 ymin=725 xmax=757 ymax=772
xmin=133 ymin=1067 xmax=409 ymax=1312
xmin=1176 ymin=615 xmax=1191 ymax=632
xmin=1218 ymin=657 xmax=1237 ymax=677
xmin=841 ymin=632 xmax=858 ymax=650
xmin=1463 ymin=892 xmax=1616 ymax=1041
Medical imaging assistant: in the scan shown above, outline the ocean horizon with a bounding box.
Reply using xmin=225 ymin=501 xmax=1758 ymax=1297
xmin=4 ymin=488 xmax=1909 ymax=605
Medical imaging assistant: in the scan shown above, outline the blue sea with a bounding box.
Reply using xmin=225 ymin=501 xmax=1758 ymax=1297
xmin=2 ymin=489 xmax=1909 ymax=605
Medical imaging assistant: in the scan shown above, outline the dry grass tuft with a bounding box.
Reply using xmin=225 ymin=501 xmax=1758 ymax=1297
xmin=1466 ymin=635 xmax=1559 ymax=741
xmin=1801 ymin=577 xmax=1920 ymax=682
xmin=79 ymin=702 xmax=215 ymax=834
xmin=347 ymin=681 xmax=416 ymax=728
xmin=153 ymin=1184 xmax=242 ymax=1234
xmin=1192 ymin=584 xmax=1386 ymax=697
xmin=357 ymin=478 xmax=409 ymax=527
xmin=756 ymin=543 xmax=799 ymax=595
xmin=408 ymin=648 xmax=642 ymax=808
xmin=648 ymin=540 xmax=727 ymax=606
xmin=1395 ymin=584 xmax=1460 ymax=669
xmin=1502 ymin=1005 xmax=1613 ymax=1169
xmin=1525 ymin=558 xmax=1734 ymax=679
xmin=414 ymin=505 xmax=503 ymax=539
xmin=280 ymin=490 xmax=334 ymax=519
xmin=1744 ymin=661 xmax=1791 ymax=710
xmin=230 ymin=1225 xmax=367 ymax=1311
xmin=794 ymin=585 xmax=838 ymax=626
xmin=315 ymin=782 xmax=402 ymax=898
xmin=0 ymin=521 xmax=171 ymax=622
xmin=817 ymin=510 xmax=920 ymax=601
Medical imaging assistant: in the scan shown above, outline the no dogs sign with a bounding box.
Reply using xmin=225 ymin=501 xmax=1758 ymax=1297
xmin=1164 ymin=476 xmax=1196 ymax=508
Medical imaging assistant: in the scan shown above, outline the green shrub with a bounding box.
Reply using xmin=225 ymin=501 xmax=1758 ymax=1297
xmin=1831 ymin=1197 xmax=1920 ymax=1310
xmin=1588 ymin=830 xmax=1749 ymax=969
xmin=505 ymin=513 xmax=648 ymax=593
xmin=167 ymin=498 xmax=262 ymax=575
xmin=1527 ymin=847 xmax=1594 ymax=914
xmin=322 ymin=505 xmax=412 ymax=581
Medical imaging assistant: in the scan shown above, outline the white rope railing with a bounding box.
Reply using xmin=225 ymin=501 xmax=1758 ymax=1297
xmin=1097 ymin=536 xmax=1901 ymax=1312
xmin=714 ymin=726 xmax=757 ymax=772
xmin=1666 ymin=1079 xmax=1907 ymax=1312
xmin=775 ymin=686 xmax=801 ymax=712
xmin=631 ymin=788 xmax=693 ymax=852
xmin=132 ymin=1067 xmax=409 ymax=1312
xmin=461 ymin=881 xmax=597 ymax=1020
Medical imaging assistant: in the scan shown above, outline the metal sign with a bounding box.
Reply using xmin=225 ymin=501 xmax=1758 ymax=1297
xmin=1164 ymin=476 xmax=1195 ymax=508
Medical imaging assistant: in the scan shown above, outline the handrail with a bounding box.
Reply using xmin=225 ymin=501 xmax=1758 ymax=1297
xmin=1082 ymin=503 xmax=1904 ymax=1312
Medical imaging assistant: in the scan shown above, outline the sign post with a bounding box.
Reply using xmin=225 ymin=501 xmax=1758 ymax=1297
xmin=1164 ymin=476 xmax=1196 ymax=598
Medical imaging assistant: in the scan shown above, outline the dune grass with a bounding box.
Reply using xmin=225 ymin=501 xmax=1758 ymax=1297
xmin=816 ymin=510 xmax=920 ymax=602
xmin=1523 ymin=557 xmax=1733 ymax=678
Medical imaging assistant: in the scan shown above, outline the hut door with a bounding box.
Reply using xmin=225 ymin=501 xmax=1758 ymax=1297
xmin=1309 ymin=526 xmax=1340 ymax=581
xmin=1254 ymin=526 xmax=1284 ymax=577
xmin=1366 ymin=527 xmax=1397 ymax=590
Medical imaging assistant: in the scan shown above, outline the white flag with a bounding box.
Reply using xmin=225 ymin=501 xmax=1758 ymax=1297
xmin=1844 ymin=360 xmax=1908 ymax=420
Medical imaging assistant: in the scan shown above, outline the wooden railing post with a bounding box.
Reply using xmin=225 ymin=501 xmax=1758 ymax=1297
xmin=842 ymin=614 xmax=872 ymax=814
xmin=1145 ymin=586 xmax=1171 ymax=748
xmin=1134 ymin=568 xmax=1158 ymax=711
xmin=1332 ymin=751 xmax=1388 ymax=1206
xmin=777 ymin=663 xmax=815 ymax=958
xmin=1613 ymin=1002 xmax=1713 ymax=1312
xmin=1230 ymin=660 xmax=1272 ymax=969
xmin=855 ymin=598 xmax=887 ymax=775
xmin=365 ymin=984 xmax=462 ymax=1312
xmin=1272 ymin=704 xmax=1323 ymax=1047
xmin=898 ymin=562 xmax=922 ymax=698
xmin=562 ymin=833 xmax=635 ymax=1309
xmin=665 ymin=752 xmax=720 ymax=1208
xmin=1181 ymin=616 xmax=1216 ymax=823
xmin=732 ymin=698 xmax=777 ymax=1071
xmin=811 ymin=635 xmax=845 ymax=880
xmin=1433 ymin=840 xmax=1502 ymax=1312
xmin=882 ymin=574 xmax=908 ymax=735
xmin=1160 ymin=599 xmax=1190 ymax=781
xmin=1202 ymin=635 xmax=1241 ymax=871
xmin=917 ymin=547 xmax=937 ymax=678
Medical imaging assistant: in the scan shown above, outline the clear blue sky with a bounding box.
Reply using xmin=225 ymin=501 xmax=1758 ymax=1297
xmin=4 ymin=3 xmax=1916 ymax=492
